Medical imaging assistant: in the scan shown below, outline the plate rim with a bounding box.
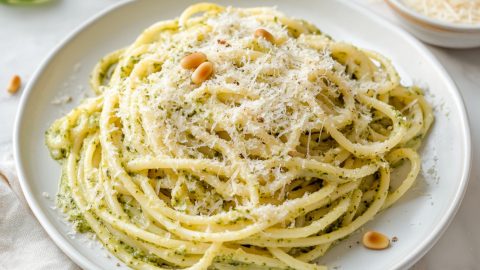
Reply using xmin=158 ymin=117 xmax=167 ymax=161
xmin=13 ymin=0 xmax=472 ymax=270
xmin=13 ymin=1 xmax=135 ymax=269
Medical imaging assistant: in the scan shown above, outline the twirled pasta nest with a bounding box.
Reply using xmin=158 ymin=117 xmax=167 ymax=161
xmin=46 ymin=3 xmax=433 ymax=270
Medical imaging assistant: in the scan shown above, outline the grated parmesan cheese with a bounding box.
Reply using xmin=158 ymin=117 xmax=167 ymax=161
xmin=404 ymin=0 xmax=480 ymax=24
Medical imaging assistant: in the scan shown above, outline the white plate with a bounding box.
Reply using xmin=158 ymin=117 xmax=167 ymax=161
xmin=13 ymin=0 xmax=471 ymax=269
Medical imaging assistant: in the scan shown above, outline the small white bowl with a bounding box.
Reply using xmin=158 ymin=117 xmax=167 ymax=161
xmin=385 ymin=0 xmax=480 ymax=48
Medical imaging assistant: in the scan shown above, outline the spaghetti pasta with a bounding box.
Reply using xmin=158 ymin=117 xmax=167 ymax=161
xmin=46 ymin=3 xmax=433 ymax=269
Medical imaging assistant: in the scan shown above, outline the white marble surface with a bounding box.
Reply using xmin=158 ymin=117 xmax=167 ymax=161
xmin=0 ymin=1 xmax=478 ymax=269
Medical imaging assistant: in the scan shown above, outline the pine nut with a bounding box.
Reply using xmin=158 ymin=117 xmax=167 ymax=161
xmin=362 ymin=231 xmax=390 ymax=250
xmin=254 ymin=28 xmax=275 ymax=43
xmin=192 ymin=62 xmax=213 ymax=84
xmin=180 ymin=52 xmax=207 ymax=70
xmin=7 ymin=75 xmax=21 ymax=94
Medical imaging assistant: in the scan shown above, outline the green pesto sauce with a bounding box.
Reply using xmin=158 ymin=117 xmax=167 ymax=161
xmin=56 ymin=165 xmax=91 ymax=233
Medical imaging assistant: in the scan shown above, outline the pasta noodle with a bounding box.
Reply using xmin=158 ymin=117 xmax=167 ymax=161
xmin=45 ymin=3 xmax=434 ymax=269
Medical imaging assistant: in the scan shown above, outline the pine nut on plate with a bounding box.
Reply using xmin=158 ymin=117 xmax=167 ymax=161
xmin=254 ymin=28 xmax=275 ymax=43
xmin=180 ymin=52 xmax=207 ymax=69
xmin=191 ymin=61 xmax=213 ymax=84
xmin=362 ymin=231 xmax=390 ymax=250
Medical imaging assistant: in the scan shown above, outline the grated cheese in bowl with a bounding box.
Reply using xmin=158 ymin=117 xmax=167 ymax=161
xmin=403 ymin=0 xmax=480 ymax=24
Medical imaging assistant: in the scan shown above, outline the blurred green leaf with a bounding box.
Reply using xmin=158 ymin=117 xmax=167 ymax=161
xmin=0 ymin=0 xmax=53 ymax=5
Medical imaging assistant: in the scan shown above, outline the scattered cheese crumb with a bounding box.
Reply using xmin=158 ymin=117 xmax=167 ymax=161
xmin=51 ymin=95 xmax=73 ymax=105
xmin=42 ymin=191 xmax=50 ymax=199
